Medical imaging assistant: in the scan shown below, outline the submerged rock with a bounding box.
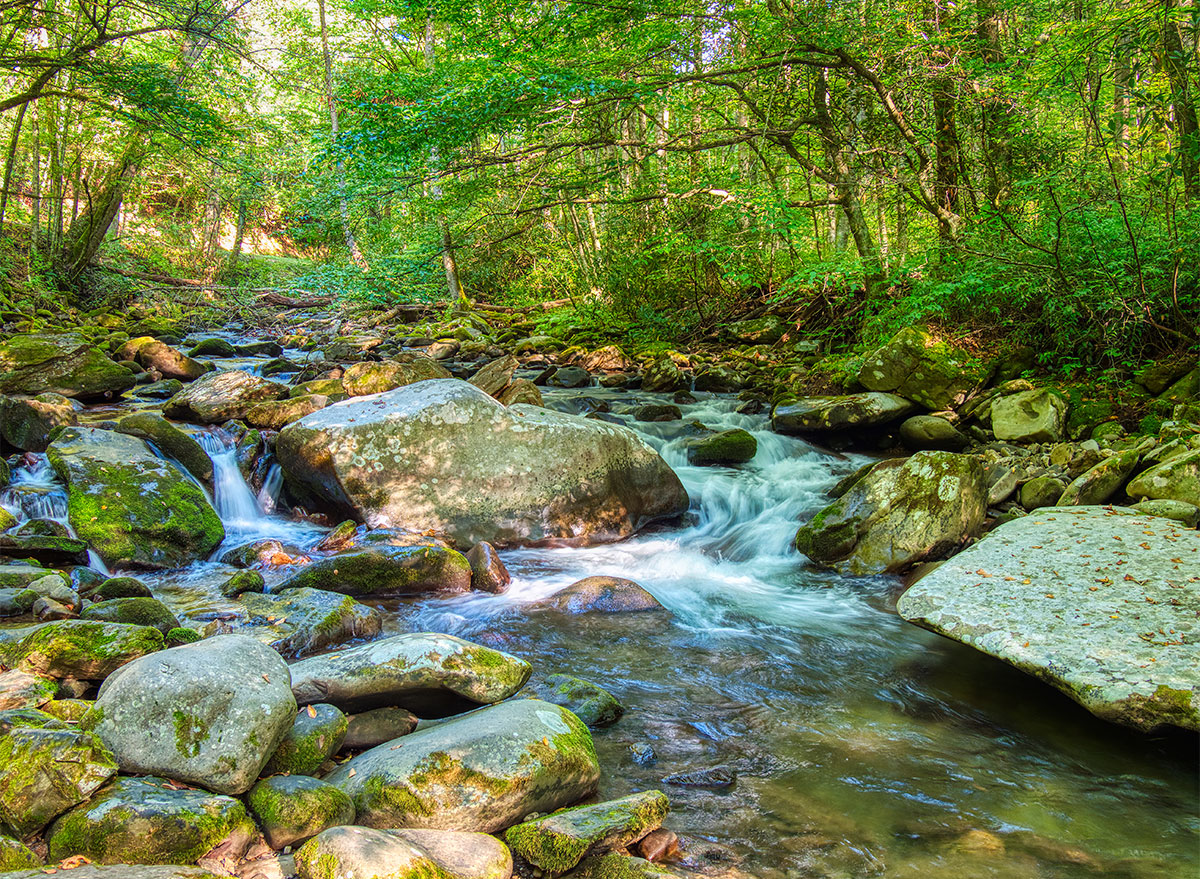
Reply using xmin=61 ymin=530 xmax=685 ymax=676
xmin=47 ymin=427 xmax=224 ymax=569
xmin=289 ymin=632 xmax=531 ymax=715
xmin=276 ymin=544 xmax=472 ymax=597
xmin=47 ymin=776 xmax=256 ymax=865
xmin=162 ymin=370 xmax=287 ymax=424
xmin=324 ymin=698 xmax=600 ymax=831
xmin=0 ymin=334 xmax=134 ymax=400
xmin=897 ymin=507 xmax=1200 ymax=731
xmin=91 ymin=634 xmax=297 ymax=794
xmin=277 ymin=379 xmax=687 ymax=548
xmin=247 ymin=775 xmax=355 ymax=850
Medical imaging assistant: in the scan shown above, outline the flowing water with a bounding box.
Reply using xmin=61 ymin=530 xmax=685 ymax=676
xmin=4 ymin=370 xmax=1196 ymax=878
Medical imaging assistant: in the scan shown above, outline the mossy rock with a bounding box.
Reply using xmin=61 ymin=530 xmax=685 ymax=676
xmin=539 ymin=674 xmax=625 ymax=728
xmin=220 ymin=569 xmax=265 ymax=598
xmin=1020 ymin=476 xmax=1067 ymax=511
xmin=0 ymin=670 xmax=59 ymax=709
xmin=81 ymin=597 xmax=181 ymax=634
xmin=569 ymin=853 xmax=684 ymax=878
xmin=341 ymin=358 xmax=451 ymax=396
xmin=277 ymin=544 xmax=472 ymax=597
xmin=162 ymin=370 xmax=288 ymax=424
xmin=290 ymin=378 xmax=346 ymax=399
xmin=96 ymin=576 xmax=153 ymax=599
xmin=116 ymin=411 xmax=213 ymax=484
xmin=294 ymin=826 xmax=450 ymax=879
xmin=684 ymin=428 xmax=757 ymax=466
xmin=165 ymin=627 xmax=203 ymax=646
xmin=244 ymin=395 xmax=331 ymax=430
xmin=0 ymin=723 xmax=117 ymax=834
xmin=188 ymin=338 xmax=238 ymax=357
xmin=856 ymin=327 xmax=992 ymax=410
xmin=0 ymin=834 xmax=41 ymax=870
xmin=47 ymin=776 xmax=257 ymax=865
xmin=230 ymin=588 xmax=381 ymax=658
xmin=0 ymin=392 xmax=77 ymax=452
xmin=0 ymin=334 xmax=135 ymax=400
xmin=262 ymin=703 xmax=348 ymax=777
xmin=248 ymin=775 xmax=355 ymax=850
xmin=2 ymin=619 xmax=163 ymax=680
xmin=1126 ymin=448 xmax=1200 ymax=508
xmin=39 ymin=698 xmax=94 ymax=723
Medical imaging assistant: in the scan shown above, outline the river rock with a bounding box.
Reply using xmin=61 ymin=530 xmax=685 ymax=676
xmin=537 ymin=576 xmax=664 ymax=613
xmin=549 ymin=365 xmax=591 ymax=388
xmin=496 ymin=378 xmax=543 ymax=406
xmin=324 ymin=698 xmax=600 ymax=831
xmin=1057 ymin=450 xmax=1140 ymax=506
xmin=341 ymin=357 xmax=451 ymax=396
xmin=248 ymin=775 xmax=355 ymax=850
xmin=244 ymin=395 xmax=329 ymax=431
xmin=0 ymin=669 xmax=57 ymax=708
xmin=132 ymin=378 xmax=184 ymax=400
xmin=0 ymin=835 xmax=40 ymax=870
xmin=899 ymin=415 xmax=969 ymax=452
xmin=466 ymin=541 xmax=511 ymax=593
xmin=91 ymin=634 xmax=297 ymax=794
xmin=0 ymin=533 xmax=88 ymax=566
xmin=634 ymin=403 xmax=682 ymax=422
xmin=119 ymin=338 xmax=210 ymax=381
xmin=262 ymin=703 xmax=348 ymax=776
xmin=0 ymin=334 xmax=135 ymax=400
xmin=0 ymin=393 xmax=77 ymax=451
xmin=772 ymin=393 xmax=918 ymax=435
xmin=47 ymin=427 xmax=224 ymax=568
xmin=857 ymin=327 xmax=991 ymax=410
xmin=289 ymin=632 xmax=530 ymax=715
xmin=0 ymin=722 xmax=117 ymax=834
xmin=641 ymin=356 xmax=689 ymax=392
xmin=277 ymin=543 xmax=472 ymax=597
xmin=897 ymin=507 xmax=1200 ymax=731
xmin=342 ymin=706 xmax=419 ymax=749
xmin=80 ymin=597 xmax=180 ymax=633
xmin=390 ymin=829 xmax=512 ymax=879
xmin=116 ymin=411 xmax=213 ymax=484
xmin=468 ymin=355 xmax=519 ymax=397
xmin=2 ymin=619 xmax=162 ymax=679
xmin=536 ymin=674 xmax=624 ymax=727
xmin=795 ymin=452 xmax=987 ymax=575
xmin=276 ymin=379 xmax=687 ymax=548
xmin=1020 ymin=476 xmax=1066 ymax=510
xmin=684 ymin=428 xmax=757 ymax=466
xmin=991 ymin=388 xmax=1068 ymax=443
xmin=3 ymin=869 xmax=220 ymax=879
xmin=220 ymin=569 xmax=264 ymax=597
xmin=47 ymin=776 xmax=256 ymax=865
xmin=162 ymin=370 xmax=288 ymax=423
xmin=1126 ymin=448 xmax=1200 ymax=508
xmin=293 ymin=827 xmax=445 ymax=879
xmin=233 ymin=588 xmax=381 ymax=657
xmin=1132 ymin=499 xmax=1200 ymax=527
xmin=504 ymin=790 xmax=669 ymax=874
xmin=188 ymin=338 xmax=238 ymax=358
xmin=571 ymin=853 xmax=684 ymax=878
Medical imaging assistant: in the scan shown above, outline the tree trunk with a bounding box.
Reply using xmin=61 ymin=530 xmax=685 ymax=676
xmin=319 ymin=0 xmax=368 ymax=270
xmin=1164 ymin=0 xmax=1200 ymax=199
xmin=0 ymin=100 xmax=29 ymax=232
xmin=60 ymin=140 xmax=145 ymax=280
xmin=934 ymin=87 xmax=960 ymax=244
xmin=977 ymin=0 xmax=1011 ymax=206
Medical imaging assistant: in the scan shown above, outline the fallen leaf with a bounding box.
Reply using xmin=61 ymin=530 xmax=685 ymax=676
xmin=307 ymin=705 xmax=317 ymax=718
xmin=262 ymin=674 xmax=271 ymax=683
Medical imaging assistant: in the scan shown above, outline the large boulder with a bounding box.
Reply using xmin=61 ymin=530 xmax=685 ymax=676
xmin=0 ymin=393 xmax=76 ymax=452
xmin=162 ymin=370 xmax=287 ymax=424
xmin=247 ymin=775 xmax=355 ymax=850
xmin=795 ymin=452 xmax=987 ymax=574
xmin=0 ymin=334 xmax=134 ymax=400
xmin=341 ymin=357 xmax=451 ymax=396
xmin=47 ymin=427 xmax=224 ymax=569
xmin=324 ymin=699 xmax=600 ymax=831
xmin=640 ymin=356 xmax=689 ymax=392
xmin=46 ymin=776 xmax=256 ymax=865
xmin=1057 ymin=449 xmax=1140 ymax=506
xmin=897 ymin=507 xmax=1200 ymax=732
xmin=2 ymin=620 xmax=163 ymax=680
xmin=1126 ymin=448 xmax=1200 ymax=508
xmin=771 ymin=393 xmax=918 ymax=435
xmin=276 ymin=544 xmax=472 ymax=597
xmin=90 ymin=634 xmax=297 ymax=795
xmin=856 ymin=327 xmax=991 ymax=410
xmin=276 ymin=379 xmax=687 ymax=548
xmin=289 ymin=632 xmax=531 ymax=715
xmin=117 ymin=338 xmax=209 ymax=381
xmin=116 ymin=412 xmax=212 ymax=484
xmin=232 ymin=588 xmax=381 ymax=658
xmin=990 ymin=388 xmax=1068 ymax=443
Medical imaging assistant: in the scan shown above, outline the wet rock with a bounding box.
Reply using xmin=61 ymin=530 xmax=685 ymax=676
xmin=47 ymin=776 xmax=256 ymax=865
xmin=1019 ymin=476 xmax=1066 ymax=511
xmin=466 ymin=541 xmax=510 ymax=593
xmin=342 ymin=706 xmax=419 ymax=750
xmin=1057 ymin=450 xmax=1140 ymax=506
xmin=188 ymin=338 xmax=237 ymax=357
xmin=795 ymin=452 xmax=987 ymax=575
xmin=2 ymin=619 xmax=162 ymax=679
xmin=685 ymin=428 xmax=757 ymax=466
xmin=233 ymin=588 xmax=381 ymax=658
xmin=468 ymin=355 xmax=520 ymax=397
xmin=0 ymin=564 xmax=55 ymax=589
xmin=504 ymin=790 xmax=669 ymax=874
xmin=0 ymin=393 xmax=77 ymax=451
xmin=248 ymin=775 xmax=356 ymax=850
xmin=579 ymin=346 xmax=636 ymax=373
xmin=1126 ymin=448 xmax=1200 ymax=508
xmin=549 ymin=366 xmax=591 ymax=388
xmin=899 ymin=415 xmax=969 ymax=452
xmin=118 ymin=338 xmax=210 ymax=381
xmin=636 ymin=829 xmax=680 ymax=862
xmin=244 ymin=395 xmax=330 ymax=430
xmin=857 ymin=328 xmax=991 ymax=410
xmin=132 ymin=378 xmax=184 ymax=400
xmin=163 ymin=370 xmax=288 ymax=424
xmin=991 ymin=388 xmax=1068 ymax=443
xmin=220 ymin=569 xmax=265 ymax=597
xmin=277 ymin=543 xmax=472 ymax=597
xmin=325 ymin=699 xmax=600 ymax=831
xmin=0 ymin=532 xmax=88 ymax=566
xmin=341 ymin=357 xmax=451 ymax=396
xmin=897 ymin=506 xmax=1200 ymax=731
xmin=92 ymin=634 xmax=297 ymax=794
xmin=537 ymin=575 xmax=664 ymax=613
xmin=0 ymin=721 xmax=116 ymax=834
xmin=80 ymin=597 xmax=180 ymax=633
xmin=496 ymin=377 xmax=544 ymax=406
xmin=0 ymin=334 xmax=135 ymax=400
xmin=772 ymin=393 xmax=917 ymax=435
xmin=47 ymin=427 xmax=224 ymax=568
xmin=277 ymin=380 xmax=687 ymax=548
xmin=115 ymin=412 xmax=213 ymax=484
xmin=536 ymin=673 xmax=625 ymax=728
xmin=220 ymin=539 xmax=285 ymax=568
xmin=641 ymin=356 xmax=690 ymax=393
xmin=290 ymin=632 xmax=530 ymax=715
xmin=0 ymin=670 xmax=58 ymax=709
xmin=1132 ymin=499 xmax=1200 ymax=527
xmin=634 ymin=403 xmax=682 ymax=422
xmin=262 ymin=703 xmax=348 ymax=776
xmin=693 ymin=366 xmax=744 ymax=393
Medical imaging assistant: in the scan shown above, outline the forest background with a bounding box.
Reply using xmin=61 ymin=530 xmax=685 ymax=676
xmin=0 ymin=0 xmax=1197 ymax=377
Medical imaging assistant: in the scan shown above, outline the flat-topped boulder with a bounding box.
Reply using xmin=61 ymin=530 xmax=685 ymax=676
xmin=771 ymin=392 xmax=918 ymax=435
xmin=0 ymin=334 xmax=134 ymax=400
xmin=276 ymin=379 xmax=687 ymax=548
xmin=897 ymin=506 xmax=1200 ymax=732
xmin=162 ymin=370 xmax=287 ymax=423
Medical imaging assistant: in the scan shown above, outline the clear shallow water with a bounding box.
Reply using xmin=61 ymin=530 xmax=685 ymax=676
xmin=5 ymin=381 xmax=1196 ymax=877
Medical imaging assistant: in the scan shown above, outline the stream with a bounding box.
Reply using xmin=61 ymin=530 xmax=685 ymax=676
xmin=2 ymin=351 xmax=1196 ymax=879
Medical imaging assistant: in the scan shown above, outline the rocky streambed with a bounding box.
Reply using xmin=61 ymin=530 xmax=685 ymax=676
xmin=0 ymin=317 xmax=1195 ymax=879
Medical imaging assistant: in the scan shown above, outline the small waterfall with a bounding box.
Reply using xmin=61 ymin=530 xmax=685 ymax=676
xmin=196 ymin=430 xmax=271 ymax=532
xmin=257 ymin=464 xmax=283 ymax=515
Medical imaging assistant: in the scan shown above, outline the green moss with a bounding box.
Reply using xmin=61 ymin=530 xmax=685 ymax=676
xmin=12 ymin=620 xmax=163 ymax=679
xmin=173 ymin=710 xmax=211 ymax=758
xmin=166 ymin=627 xmax=202 ymax=646
xmin=363 ymin=773 xmax=434 ymax=819
xmin=505 ymin=821 xmax=592 ymax=873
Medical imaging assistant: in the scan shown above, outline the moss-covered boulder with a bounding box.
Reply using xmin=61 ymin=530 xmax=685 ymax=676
xmin=80 ymin=597 xmax=180 ymax=633
xmin=684 ymin=428 xmax=757 ymax=466
xmin=0 ymin=533 xmax=89 ymax=566
xmin=0 ymin=393 xmax=76 ymax=451
xmin=341 ymin=357 xmax=452 ymax=397
xmin=1126 ymin=448 xmax=1200 ymax=508
xmin=2 ymin=620 xmax=163 ymax=680
xmin=219 ymin=569 xmax=264 ymax=597
xmin=1057 ymin=450 xmax=1140 ymax=506
xmin=47 ymin=427 xmax=224 ymax=569
xmin=244 ymin=394 xmax=330 ymax=430
xmin=162 ymin=370 xmax=288 ymax=424
xmin=641 ymin=356 xmax=689 ymax=393
xmin=1020 ymin=476 xmax=1066 ymax=511
xmin=795 ymin=452 xmax=987 ymax=575
xmin=325 ymin=698 xmax=600 ymax=831
xmin=535 ymin=576 xmax=663 ymax=613
xmin=991 ymin=388 xmax=1068 ymax=443
xmin=0 ymin=721 xmax=117 ymax=834
xmin=262 ymin=703 xmax=348 ymax=776
xmin=570 ymin=853 xmax=684 ymax=878
xmin=278 ymin=380 xmax=686 ymax=548
xmin=0 ymin=334 xmax=135 ymax=400
xmin=118 ymin=338 xmax=210 ymax=381
xmin=772 ymin=393 xmax=918 ymax=435
xmin=537 ymin=674 xmax=624 ymax=728
xmin=1132 ymin=498 xmax=1200 ymax=527
xmin=294 ymin=826 xmax=451 ymax=879
xmin=116 ymin=412 xmax=212 ymax=484
xmin=232 ymin=588 xmax=381 ymax=658
xmin=188 ymin=338 xmax=237 ymax=358
xmin=289 ymin=631 xmax=531 ymax=715
xmin=504 ymin=790 xmax=669 ymax=874
xmin=248 ymin=775 xmax=355 ymax=850
xmin=91 ymin=634 xmax=297 ymax=795
xmin=0 ymin=835 xmax=41 ymax=870
xmin=290 ymin=378 xmax=346 ymax=399
xmin=47 ymin=776 xmax=256 ymax=865
xmin=94 ymin=576 xmax=152 ymax=599
xmin=856 ymin=327 xmax=991 ymax=410
xmin=277 ymin=544 xmax=472 ymax=597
